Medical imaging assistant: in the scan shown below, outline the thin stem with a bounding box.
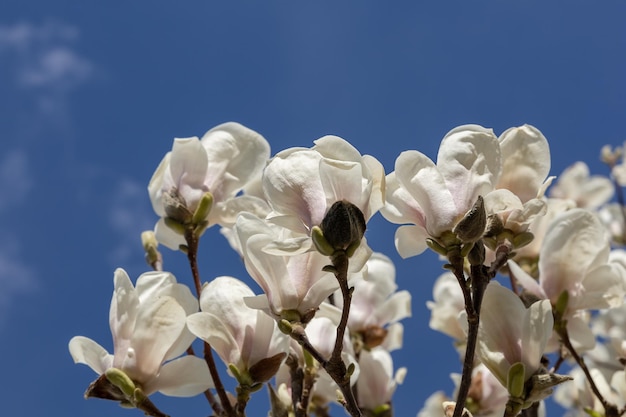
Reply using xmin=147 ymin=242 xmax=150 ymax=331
xmin=184 ymin=228 xmax=235 ymax=417
xmin=557 ymin=324 xmax=619 ymax=417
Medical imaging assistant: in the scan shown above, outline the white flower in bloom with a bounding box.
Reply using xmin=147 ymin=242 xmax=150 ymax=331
xmin=333 ymin=252 xmax=411 ymax=351
xmin=186 ymin=277 xmax=289 ymax=384
xmin=549 ymin=161 xmax=614 ymax=209
xmin=426 ymin=272 xmax=466 ymax=342
xmin=598 ymin=203 xmax=626 ymax=245
xmin=262 ymin=135 xmax=384 ymax=252
xmin=357 ymin=347 xmax=406 ymax=413
xmin=382 ymin=125 xmax=502 ymax=257
xmin=510 ymin=208 xmax=626 ymax=350
xmin=69 ymin=269 xmax=211 ymax=397
xmin=476 ymin=282 xmax=553 ymax=389
xmin=234 ymin=212 xmax=366 ymax=323
xmin=554 ymin=367 xmax=626 ymax=417
xmin=148 ymin=122 xmax=270 ymax=249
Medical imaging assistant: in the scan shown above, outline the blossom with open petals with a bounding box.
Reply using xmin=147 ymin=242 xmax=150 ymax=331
xmin=510 ymin=208 xmax=626 ymax=350
xmin=357 ymin=347 xmax=406 ymax=413
xmin=476 ymin=282 xmax=553 ymax=390
xmin=148 ymin=122 xmax=270 ymax=249
xmin=262 ymin=135 xmax=384 ymax=253
xmin=382 ymin=125 xmax=502 ymax=257
xmin=186 ymin=276 xmax=289 ymax=384
xmin=549 ymin=161 xmax=613 ymax=209
xmin=69 ymin=269 xmax=211 ymax=399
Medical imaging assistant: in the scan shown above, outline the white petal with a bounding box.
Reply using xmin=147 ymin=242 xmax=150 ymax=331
xmin=437 ymin=125 xmax=501 ymax=217
xmin=69 ymin=336 xmax=113 ymax=375
xmin=498 ymin=125 xmax=551 ymax=203
xmin=520 ymin=300 xmax=553 ymax=377
xmin=154 ymin=218 xmax=186 ymax=250
xmin=110 ymin=268 xmax=139 ymax=364
xmin=125 ymin=296 xmax=187 ymax=382
xmin=144 ymin=355 xmax=213 ymax=397
xmin=201 ymin=122 xmax=270 ymax=201
xmin=395 ymin=225 xmax=429 ymax=258
xmin=187 ymin=311 xmax=241 ymax=366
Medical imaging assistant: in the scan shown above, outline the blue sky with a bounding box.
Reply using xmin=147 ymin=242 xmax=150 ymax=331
xmin=1 ymin=2 xmax=625 ymax=416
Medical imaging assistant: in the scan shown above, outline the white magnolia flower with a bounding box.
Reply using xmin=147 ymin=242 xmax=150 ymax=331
xmin=549 ymin=161 xmax=614 ymax=209
xmin=186 ymin=277 xmax=289 ymax=384
xmin=357 ymin=347 xmax=406 ymax=413
xmin=148 ymin=122 xmax=270 ymax=249
xmin=333 ymin=252 xmax=411 ymax=351
xmin=262 ymin=135 xmax=384 ymax=252
xmin=234 ymin=213 xmax=367 ymax=323
xmin=510 ymin=208 xmax=626 ymax=350
xmin=426 ymin=272 xmax=466 ymax=342
xmin=69 ymin=269 xmax=211 ymax=398
xmin=476 ymin=282 xmax=553 ymax=389
xmin=382 ymin=125 xmax=502 ymax=257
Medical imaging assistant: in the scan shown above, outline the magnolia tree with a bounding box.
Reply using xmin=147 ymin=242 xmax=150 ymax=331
xmin=69 ymin=122 xmax=626 ymax=417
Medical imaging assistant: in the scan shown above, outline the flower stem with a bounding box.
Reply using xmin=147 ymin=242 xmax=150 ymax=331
xmin=557 ymin=324 xmax=619 ymax=417
xmin=184 ymin=228 xmax=236 ymax=417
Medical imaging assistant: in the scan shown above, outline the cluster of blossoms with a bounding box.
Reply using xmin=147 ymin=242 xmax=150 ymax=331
xmin=69 ymin=121 xmax=626 ymax=417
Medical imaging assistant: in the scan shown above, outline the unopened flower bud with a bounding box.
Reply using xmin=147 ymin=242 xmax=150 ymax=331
xmin=162 ymin=187 xmax=193 ymax=224
xmin=249 ymin=352 xmax=288 ymax=383
xmin=453 ymin=196 xmax=486 ymax=244
xmin=318 ymin=200 xmax=366 ymax=255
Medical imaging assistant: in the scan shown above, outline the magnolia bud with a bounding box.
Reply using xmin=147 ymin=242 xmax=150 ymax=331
xmin=318 ymin=200 xmax=366 ymax=254
xmin=453 ymin=196 xmax=486 ymax=243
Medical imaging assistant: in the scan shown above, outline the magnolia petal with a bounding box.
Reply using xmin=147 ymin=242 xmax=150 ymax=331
xmin=362 ymin=154 xmax=386 ymax=217
xmin=211 ymin=195 xmax=270 ymax=227
xmin=520 ymin=300 xmax=553 ymax=378
xmin=148 ymin=152 xmax=171 ymax=216
xmin=380 ymin=172 xmax=426 ymax=226
xmin=110 ymin=268 xmax=139 ymax=363
xmin=154 ymin=218 xmax=186 ymax=251
xmin=375 ymin=290 xmax=412 ymax=325
xmin=201 ymin=122 xmax=270 ymax=201
xmin=566 ymin=316 xmax=596 ymax=352
xmin=187 ymin=311 xmax=241 ymax=366
xmin=395 ymin=150 xmax=457 ymax=236
xmin=382 ymin=322 xmax=404 ymax=352
xmin=477 ymin=283 xmax=525 ymax=385
xmin=395 ymin=225 xmax=429 ymax=258
xmin=263 ymin=149 xmax=325 ymax=229
xmin=357 ymin=347 xmax=396 ymax=410
xmin=69 ymin=336 xmax=113 ymax=375
xmin=126 ymin=296 xmax=187 ymax=382
xmin=498 ymin=125 xmax=551 ymax=203
xmin=508 ymin=260 xmax=547 ymax=300
xmin=437 ymin=125 xmax=501 ymax=217
xmin=169 ymin=137 xmax=209 ymax=201
xmin=574 ymin=264 xmax=625 ymax=311
xmin=539 ymin=209 xmax=609 ymax=301
xmin=313 ymin=135 xmax=362 ymax=162
xmin=144 ymin=355 xmax=213 ymax=397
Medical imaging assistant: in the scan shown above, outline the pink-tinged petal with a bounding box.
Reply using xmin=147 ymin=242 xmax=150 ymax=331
xmin=395 ymin=150 xmax=457 ymax=236
xmin=125 ymin=296 xmax=186 ymax=382
xmin=539 ymin=209 xmax=608 ymax=301
xmin=498 ymin=125 xmax=551 ymax=203
xmin=395 ymin=225 xmax=429 ymax=258
xmin=154 ymin=218 xmax=186 ymax=250
xmin=201 ymin=122 xmax=270 ymax=201
xmin=508 ymin=260 xmax=547 ymax=300
xmin=187 ymin=311 xmax=241 ymax=366
xmin=169 ymin=137 xmax=210 ymax=208
xmin=69 ymin=336 xmax=113 ymax=375
xmin=520 ymin=300 xmax=553 ymax=377
xmin=263 ymin=149 xmax=326 ymax=229
xmin=110 ymin=268 xmax=139 ymax=364
xmin=246 ymin=310 xmax=289 ymax=369
xmin=437 ymin=125 xmax=501 ymax=217
xmin=144 ymin=355 xmax=213 ymax=397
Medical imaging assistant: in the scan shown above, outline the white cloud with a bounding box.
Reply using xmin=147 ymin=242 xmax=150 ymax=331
xmin=0 ymin=21 xmax=95 ymax=119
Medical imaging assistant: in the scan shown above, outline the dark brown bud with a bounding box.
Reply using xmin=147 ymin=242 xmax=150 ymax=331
xmin=248 ymin=352 xmax=288 ymax=383
xmin=320 ymin=200 xmax=366 ymax=253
